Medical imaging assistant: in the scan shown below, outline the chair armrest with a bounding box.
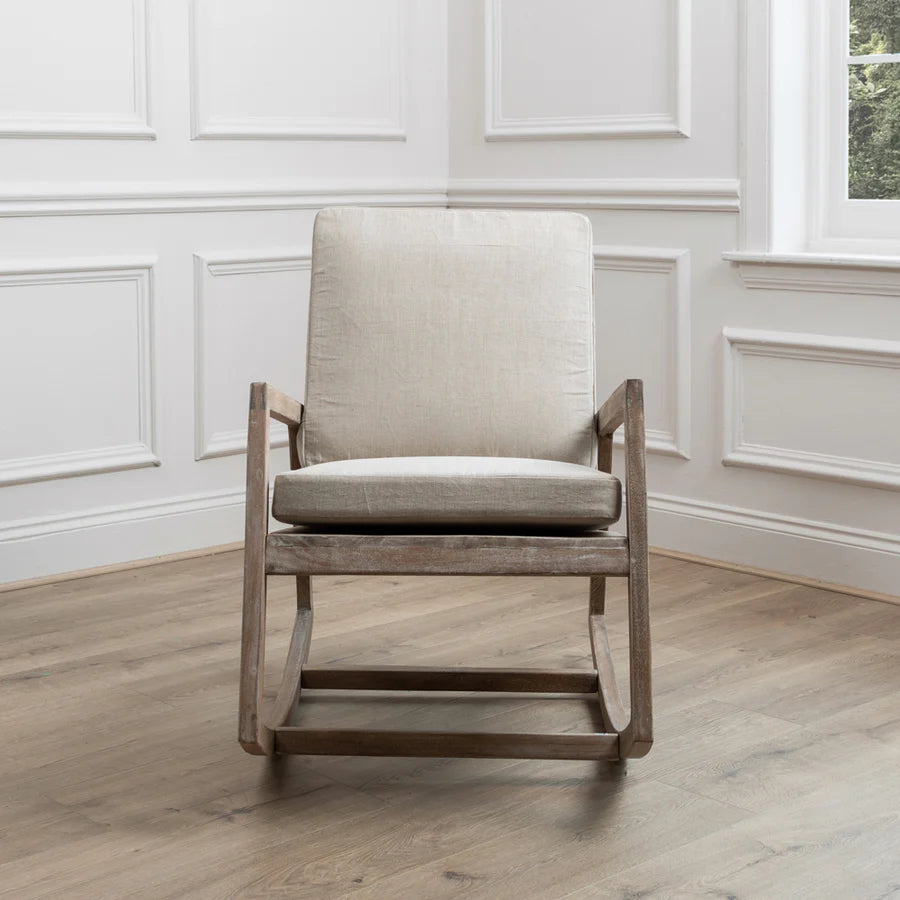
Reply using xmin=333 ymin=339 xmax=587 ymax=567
xmin=250 ymin=382 xmax=304 ymax=427
xmin=594 ymin=379 xmax=652 ymax=757
xmin=595 ymin=380 xmax=628 ymax=438
xmin=247 ymin=382 xmax=304 ymax=472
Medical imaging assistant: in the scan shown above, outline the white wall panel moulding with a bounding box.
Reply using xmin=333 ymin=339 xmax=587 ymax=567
xmin=723 ymin=251 xmax=900 ymax=296
xmin=0 ymin=181 xmax=448 ymax=217
xmin=193 ymin=250 xmax=311 ymax=460
xmin=722 ymin=328 xmax=900 ymax=491
xmin=648 ymin=491 xmax=900 ymax=556
xmin=0 ymin=181 xmax=742 ymax=217
xmin=0 ymin=0 xmax=154 ymax=139
xmin=448 ymin=179 xmax=740 ymax=212
xmin=594 ymin=246 xmax=691 ymax=459
xmin=0 ymin=485 xmax=245 ymax=544
xmin=0 ymin=256 xmax=158 ymax=486
xmin=484 ymin=0 xmax=691 ymax=140
xmin=189 ymin=0 xmax=405 ymax=140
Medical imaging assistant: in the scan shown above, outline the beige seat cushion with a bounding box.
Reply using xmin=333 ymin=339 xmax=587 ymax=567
xmin=272 ymin=456 xmax=621 ymax=529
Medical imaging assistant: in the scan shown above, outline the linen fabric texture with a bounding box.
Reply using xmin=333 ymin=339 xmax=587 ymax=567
xmin=301 ymin=207 xmax=596 ymax=466
xmin=272 ymin=456 xmax=622 ymax=529
xmin=271 ymin=206 xmax=621 ymax=529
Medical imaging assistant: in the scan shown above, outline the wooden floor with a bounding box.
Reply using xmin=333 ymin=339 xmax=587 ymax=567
xmin=1 ymin=552 xmax=899 ymax=899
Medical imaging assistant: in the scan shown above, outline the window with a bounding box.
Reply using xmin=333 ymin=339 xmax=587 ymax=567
xmin=848 ymin=0 xmax=900 ymax=200
xmin=733 ymin=0 xmax=900 ymax=261
xmin=812 ymin=0 xmax=900 ymax=252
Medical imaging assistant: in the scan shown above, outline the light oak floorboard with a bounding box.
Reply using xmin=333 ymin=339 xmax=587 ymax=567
xmin=0 ymin=551 xmax=897 ymax=898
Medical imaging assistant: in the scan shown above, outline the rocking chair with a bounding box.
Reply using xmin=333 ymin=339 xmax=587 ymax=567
xmin=240 ymin=207 xmax=652 ymax=761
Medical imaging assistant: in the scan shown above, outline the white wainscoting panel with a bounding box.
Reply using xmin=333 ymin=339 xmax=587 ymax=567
xmin=594 ymin=247 xmax=691 ymax=459
xmin=190 ymin=0 xmax=406 ymax=139
xmin=0 ymin=0 xmax=153 ymax=139
xmin=0 ymin=257 xmax=158 ymax=485
xmin=194 ymin=250 xmax=310 ymax=460
xmin=723 ymin=328 xmax=900 ymax=490
xmin=485 ymin=0 xmax=690 ymax=139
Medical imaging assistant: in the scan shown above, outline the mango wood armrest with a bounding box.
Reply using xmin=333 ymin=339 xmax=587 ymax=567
xmin=247 ymin=382 xmax=303 ymax=472
xmin=240 ymin=382 xmax=305 ymax=754
xmin=251 ymin=381 xmax=304 ymax=428
xmin=595 ymin=380 xmax=628 ymax=438
xmin=594 ymin=379 xmax=652 ymax=757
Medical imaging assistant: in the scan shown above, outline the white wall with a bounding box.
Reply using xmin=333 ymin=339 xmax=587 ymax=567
xmin=447 ymin=0 xmax=900 ymax=597
xmin=2 ymin=0 xmax=898 ymax=597
xmin=0 ymin=0 xmax=448 ymax=583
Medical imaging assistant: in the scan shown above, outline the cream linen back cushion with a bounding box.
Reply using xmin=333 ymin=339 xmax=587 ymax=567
xmin=301 ymin=207 xmax=596 ymax=467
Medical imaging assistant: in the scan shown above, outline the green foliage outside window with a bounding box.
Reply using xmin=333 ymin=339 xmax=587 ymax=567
xmin=848 ymin=0 xmax=900 ymax=198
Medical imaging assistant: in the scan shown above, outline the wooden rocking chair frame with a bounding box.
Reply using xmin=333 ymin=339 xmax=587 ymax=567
xmin=239 ymin=379 xmax=652 ymax=761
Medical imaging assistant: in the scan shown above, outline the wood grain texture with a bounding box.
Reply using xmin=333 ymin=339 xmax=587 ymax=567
xmin=265 ymin=532 xmax=631 ymax=577
xmin=589 ymin=612 xmax=629 ymax=733
xmin=652 ymin=545 xmax=900 ymax=606
xmin=274 ymin=728 xmax=619 ymax=759
xmin=240 ymin=382 xmax=305 ymax=755
xmin=239 ymin=383 xmax=273 ymax=755
xmin=300 ymin=665 xmax=598 ymax=693
xmin=269 ymin=607 xmax=313 ymax=728
xmin=1 ymin=553 xmax=898 ymax=897
xmin=621 ymin=379 xmax=652 ymax=757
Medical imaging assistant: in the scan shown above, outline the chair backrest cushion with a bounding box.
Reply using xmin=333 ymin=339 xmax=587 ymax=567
xmin=302 ymin=207 xmax=596 ymax=467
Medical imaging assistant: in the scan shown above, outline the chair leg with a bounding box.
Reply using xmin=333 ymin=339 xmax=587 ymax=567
xmin=239 ymin=530 xmax=273 ymax=755
xmin=239 ymin=567 xmax=314 ymax=755
xmin=588 ymin=574 xmax=652 ymax=759
xmin=268 ymin=578 xmax=314 ymax=729
xmin=589 ymin=577 xmax=629 ymax=735
xmin=589 ymin=575 xmax=606 ymax=616
xmin=620 ymin=560 xmax=653 ymax=759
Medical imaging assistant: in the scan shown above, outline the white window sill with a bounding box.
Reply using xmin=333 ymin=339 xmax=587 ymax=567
xmin=723 ymin=251 xmax=900 ymax=297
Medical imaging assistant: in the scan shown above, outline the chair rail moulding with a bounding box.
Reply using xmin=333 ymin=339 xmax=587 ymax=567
xmin=722 ymin=327 xmax=900 ymax=491
xmin=188 ymin=0 xmax=406 ymax=140
xmin=447 ymin=179 xmax=740 ymax=212
xmin=723 ymin=251 xmax=900 ymax=297
xmin=0 ymin=0 xmax=154 ymax=140
xmin=484 ymin=0 xmax=691 ymax=140
xmin=0 ymin=256 xmax=158 ymax=486
xmin=193 ymin=249 xmax=312 ymax=461
xmin=594 ymin=246 xmax=691 ymax=460
xmin=0 ymin=181 xmax=448 ymax=217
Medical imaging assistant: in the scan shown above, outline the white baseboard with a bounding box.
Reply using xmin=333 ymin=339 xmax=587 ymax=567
xmin=0 ymin=487 xmax=247 ymax=584
xmin=2 ymin=484 xmax=897 ymax=598
xmin=647 ymin=492 xmax=900 ymax=599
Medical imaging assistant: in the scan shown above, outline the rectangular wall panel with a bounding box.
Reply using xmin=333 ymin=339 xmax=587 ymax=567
xmin=194 ymin=251 xmax=310 ymax=460
xmin=0 ymin=257 xmax=157 ymax=484
xmin=190 ymin=0 xmax=405 ymax=139
xmin=723 ymin=329 xmax=900 ymax=490
xmin=0 ymin=0 xmax=152 ymax=138
xmin=485 ymin=0 xmax=690 ymax=139
xmin=594 ymin=247 xmax=691 ymax=459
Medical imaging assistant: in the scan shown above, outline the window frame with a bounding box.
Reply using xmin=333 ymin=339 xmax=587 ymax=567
xmin=809 ymin=0 xmax=900 ymax=254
